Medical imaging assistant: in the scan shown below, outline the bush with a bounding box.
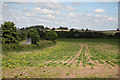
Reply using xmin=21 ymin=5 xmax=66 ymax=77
xmin=45 ymin=30 xmax=57 ymax=42
xmin=27 ymin=29 xmax=40 ymax=44
xmin=2 ymin=41 xmax=56 ymax=54
xmin=19 ymin=30 xmax=27 ymax=41
xmin=1 ymin=21 xmax=20 ymax=44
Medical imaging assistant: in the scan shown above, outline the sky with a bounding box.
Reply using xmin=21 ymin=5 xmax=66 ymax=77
xmin=0 ymin=1 xmax=119 ymax=31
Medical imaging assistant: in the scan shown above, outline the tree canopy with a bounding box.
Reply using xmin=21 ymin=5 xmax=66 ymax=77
xmin=45 ymin=30 xmax=57 ymax=42
xmin=27 ymin=29 xmax=40 ymax=44
xmin=2 ymin=21 xmax=20 ymax=44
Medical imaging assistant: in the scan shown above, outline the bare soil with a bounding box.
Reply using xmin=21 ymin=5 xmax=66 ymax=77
xmin=3 ymin=43 xmax=119 ymax=78
xmin=2 ymin=65 xmax=119 ymax=78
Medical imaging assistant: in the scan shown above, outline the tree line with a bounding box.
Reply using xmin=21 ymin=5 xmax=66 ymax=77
xmin=2 ymin=21 xmax=57 ymax=44
xmin=1 ymin=21 xmax=120 ymax=44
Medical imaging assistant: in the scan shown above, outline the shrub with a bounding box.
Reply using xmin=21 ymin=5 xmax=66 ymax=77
xmin=27 ymin=29 xmax=40 ymax=44
xmin=1 ymin=21 xmax=20 ymax=44
xmin=45 ymin=30 xmax=57 ymax=42
xmin=2 ymin=41 xmax=55 ymax=54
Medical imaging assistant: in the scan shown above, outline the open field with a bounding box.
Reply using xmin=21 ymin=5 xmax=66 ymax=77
xmin=2 ymin=38 xmax=119 ymax=78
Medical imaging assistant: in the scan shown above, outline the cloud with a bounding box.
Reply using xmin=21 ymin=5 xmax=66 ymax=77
xmin=34 ymin=7 xmax=54 ymax=14
xmin=94 ymin=19 xmax=98 ymax=22
xmin=2 ymin=0 xmax=119 ymax=2
xmin=95 ymin=14 xmax=107 ymax=18
xmin=32 ymin=2 xmax=75 ymax=11
xmin=41 ymin=14 xmax=55 ymax=19
xmin=0 ymin=3 xmax=2 ymax=16
xmin=23 ymin=7 xmax=27 ymax=10
xmin=107 ymin=17 xmax=115 ymax=21
xmin=71 ymin=2 xmax=80 ymax=6
xmin=94 ymin=9 xmax=105 ymax=13
xmin=69 ymin=13 xmax=76 ymax=17
xmin=25 ymin=7 xmax=60 ymax=17
xmin=1 ymin=2 xmax=118 ymax=30
xmin=2 ymin=3 xmax=9 ymax=7
xmin=26 ymin=13 xmax=34 ymax=16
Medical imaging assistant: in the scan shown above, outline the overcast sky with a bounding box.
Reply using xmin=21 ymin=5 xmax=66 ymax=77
xmin=1 ymin=1 xmax=118 ymax=31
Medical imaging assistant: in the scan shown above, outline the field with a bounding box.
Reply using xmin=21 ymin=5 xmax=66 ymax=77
xmin=2 ymin=38 xmax=119 ymax=78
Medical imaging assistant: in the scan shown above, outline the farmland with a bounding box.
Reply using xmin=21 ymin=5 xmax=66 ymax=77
xmin=2 ymin=38 xmax=119 ymax=78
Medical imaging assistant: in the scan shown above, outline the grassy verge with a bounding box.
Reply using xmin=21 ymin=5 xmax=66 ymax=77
xmin=19 ymin=40 xmax=27 ymax=44
xmin=2 ymin=40 xmax=56 ymax=54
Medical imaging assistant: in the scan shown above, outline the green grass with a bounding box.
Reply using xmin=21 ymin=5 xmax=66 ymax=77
xmin=3 ymin=38 xmax=118 ymax=67
xmin=2 ymin=40 xmax=56 ymax=54
xmin=2 ymin=39 xmax=82 ymax=67
xmin=2 ymin=38 xmax=119 ymax=78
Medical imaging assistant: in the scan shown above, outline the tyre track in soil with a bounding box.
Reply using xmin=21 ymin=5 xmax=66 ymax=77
xmin=45 ymin=43 xmax=83 ymax=65
xmin=45 ymin=43 xmax=117 ymax=68
xmin=83 ymin=43 xmax=95 ymax=66
xmin=66 ymin=44 xmax=84 ymax=65
xmin=75 ymin=45 xmax=83 ymax=66
xmin=78 ymin=44 xmax=84 ymax=66
xmin=77 ymin=44 xmax=84 ymax=66
xmin=84 ymin=43 xmax=97 ymax=64
xmin=84 ymin=43 xmax=116 ymax=68
xmin=78 ymin=43 xmax=95 ymax=67
xmin=56 ymin=43 xmax=82 ymax=64
xmin=74 ymin=44 xmax=84 ymax=66
xmin=93 ymin=44 xmax=118 ymax=63
xmin=93 ymin=44 xmax=118 ymax=67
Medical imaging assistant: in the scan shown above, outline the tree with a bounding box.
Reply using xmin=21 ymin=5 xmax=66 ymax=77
xmin=86 ymin=28 xmax=88 ymax=31
xmin=82 ymin=28 xmax=84 ymax=31
xmin=19 ymin=30 xmax=27 ymax=41
xmin=45 ymin=30 xmax=57 ymax=42
xmin=117 ymin=28 xmax=119 ymax=31
xmin=1 ymin=21 xmax=20 ymax=44
xmin=27 ymin=29 xmax=40 ymax=44
xmin=45 ymin=27 xmax=49 ymax=29
xmin=26 ymin=25 xmax=44 ymax=30
xmin=68 ymin=29 xmax=75 ymax=38
xmin=20 ymin=27 xmax=25 ymax=30
xmin=52 ymin=28 xmax=55 ymax=31
xmin=57 ymin=26 xmax=68 ymax=30
xmin=37 ymin=29 xmax=46 ymax=39
xmin=35 ymin=25 xmax=44 ymax=29
xmin=115 ymin=32 xmax=120 ymax=39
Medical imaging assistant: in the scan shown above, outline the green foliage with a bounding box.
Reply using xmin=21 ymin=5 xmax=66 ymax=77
xmin=115 ymin=32 xmax=120 ymax=39
xmin=37 ymin=29 xmax=46 ymax=38
xmin=2 ymin=40 xmax=55 ymax=54
xmin=2 ymin=39 xmax=118 ymax=71
xmin=82 ymin=28 xmax=84 ymax=31
xmin=57 ymin=26 xmax=68 ymax=30
xmin=19 ymin=30 xmax=27 ymax=41
xmin=52 ymin=28 xmax=55 ymax=30
xmin=28 ymin=29 xmax=40 ymax=44
xmin=68 ymin=29 xmax=75 ymax=38
xmin=45 ymin=30 xmax=57 ymax=42
xmin=117 ymin=28 xmax=119 ymax=31
xmin=1 ymin=21 xmax=20 ymax=44
xmin=26 ymin=25 xmax=44 ymax=30
xmin=2 ymin=38 xmax=119 ymax=78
